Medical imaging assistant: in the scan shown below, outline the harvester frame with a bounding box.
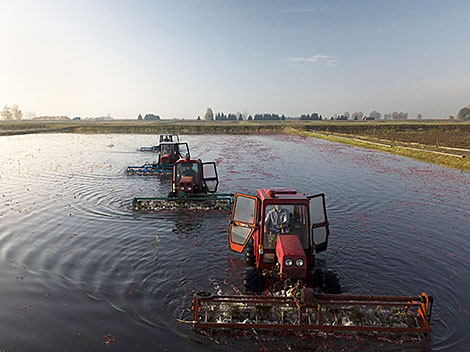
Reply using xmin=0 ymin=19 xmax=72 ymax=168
xmin=188 ymin=187 xmax=433 ymax=336
xmin=192 ymin=289 xmax=433 ymax=335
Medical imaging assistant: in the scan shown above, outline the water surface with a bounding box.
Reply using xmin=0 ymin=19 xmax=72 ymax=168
xmin=0 ymin=134 xmax=469 ymax=351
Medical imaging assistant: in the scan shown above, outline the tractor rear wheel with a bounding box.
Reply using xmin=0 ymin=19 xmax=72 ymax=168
xmin=243 ymin=267 xmax=263 ymax=294
xmin=313 ymin=269 xmax=341 ymax=294
xmin=244 ymin=240 xmax=255 ymax=265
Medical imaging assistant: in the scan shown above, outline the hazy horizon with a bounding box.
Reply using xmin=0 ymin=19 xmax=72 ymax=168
xmin=1 ymin=0 xmax=469 ymax=119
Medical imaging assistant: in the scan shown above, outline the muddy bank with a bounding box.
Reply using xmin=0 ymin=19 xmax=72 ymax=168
xmin=0 ymin=120 xmax=289 ymax=136
xmin=303 ymin=123 xmax=470 ymax=149
xmin=289 ymin=128 xmax=470 ymax=171
xmin=1 ymin=120 xmax=469 ymax=147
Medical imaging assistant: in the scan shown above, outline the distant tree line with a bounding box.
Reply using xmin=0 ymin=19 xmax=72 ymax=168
xmin=137 ymin=113 xmax=160 ymax=121
xmin=299 ymin=113 xmax=322 ymax=120
xmin=199 ymin=107 xmax=470 ymax=122
xmin=214 ymin=112 xmax=242 ymax=120
xmin=323 ymin=110 xmax=410 ymax=120
xmin=252 ymin=113 xmax=285 ymax=120
xmin=383 ymin=112 xmax=408 ymax=120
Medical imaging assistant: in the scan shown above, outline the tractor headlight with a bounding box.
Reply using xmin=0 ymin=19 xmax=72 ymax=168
xmin=284 ymin=258 xmax=293 ymax=267
xmin=295 ymin=258 xmax=304 ymax=267
xmin=187 ymin=186 xmax=192 ymax=191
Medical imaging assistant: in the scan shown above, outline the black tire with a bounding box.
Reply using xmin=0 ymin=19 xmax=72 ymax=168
xmin=195 ymin=291 xmax=214 ymax=300
xmin=243 ymin=267 xmax=263 ymax=294
xmin=313 ymin=269 xmax=341 ymax=294
xmin=244 ymin=240 xmax=255 ymax=265
xmin=167 ymin=191 xmax=176 ymax=198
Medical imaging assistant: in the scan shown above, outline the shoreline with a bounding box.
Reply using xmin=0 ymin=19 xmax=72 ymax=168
xmin=285 ymin=128 xmax=470 ymax=171
xmin=1 ymin=120 xmax=469 ymax=171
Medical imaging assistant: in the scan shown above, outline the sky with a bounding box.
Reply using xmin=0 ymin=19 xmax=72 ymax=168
xmin=0 ymin=0 xmax=469 ymax=119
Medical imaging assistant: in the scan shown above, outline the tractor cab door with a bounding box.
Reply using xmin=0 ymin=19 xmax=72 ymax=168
xmin=177 ymin=143 xmax=190 ymax=159
xmin=307 ymin=193 xmax=330 ymax=253
xmin=228 ymin=194 xmax=259 ymax=253
xmin=201 ymin=162 xmax=218 ymax=193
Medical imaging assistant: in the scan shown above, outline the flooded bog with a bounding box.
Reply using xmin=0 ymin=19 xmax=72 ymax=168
xmin=0 ymin=133 xmax=469 ymax=351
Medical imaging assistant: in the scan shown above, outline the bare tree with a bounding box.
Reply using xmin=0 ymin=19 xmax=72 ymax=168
xmin=1 ymin=105 xmax=13 ymax=120
xmin=11 ymin=104 xmax=23 ymax=120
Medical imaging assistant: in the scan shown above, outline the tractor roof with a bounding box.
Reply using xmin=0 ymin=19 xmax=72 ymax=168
xmin=175 ymin=157 xmax=201 ymax=164
xmin=257 ymin=188 xmax=307 ymax=202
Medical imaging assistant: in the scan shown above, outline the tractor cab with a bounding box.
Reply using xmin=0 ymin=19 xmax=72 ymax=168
xmin=157 ymin=142 xmax=190 ymax=166
xmin=170 ymin=157 xmax=219 ymax=197
xmin=228 ymin=188 xmax=330 ymax=282
xmin=139 ymin=134 xmax=184 ymax=154
xmin=159 ymin=134 xmax=179 ymax=143
xmin=130 ymin=141 xmax=190 ymax=175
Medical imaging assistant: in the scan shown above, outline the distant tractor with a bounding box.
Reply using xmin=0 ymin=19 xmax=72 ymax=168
xmin=228 ymin=188 xmax=340 ymax=293
xmin=132 ymin=157 xmax=233 ymax=210
xmin=127 ymin=141 xmax=190 ymax=175
xmin=168 ymin=157 xmax=219 ymax=197
xmin=139 ymin=134 xmax=180 ymax=151
xmin=158 ymin=142 xmax=190 ymax=167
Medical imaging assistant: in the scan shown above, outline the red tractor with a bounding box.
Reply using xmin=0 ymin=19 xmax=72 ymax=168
xmin=228 ymin=188 xmax=340 ymax=294
xmin=132 ymin=157 xmax=233 ymax=210
xmin=128 ymin=141 xmax=190 ymax=175
xmin=157 ymin=142 xmax=189 ymax=166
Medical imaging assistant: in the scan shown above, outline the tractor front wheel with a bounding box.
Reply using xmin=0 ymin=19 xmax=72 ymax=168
xmin=243 ymin=267 xmax=263 ymax=294
xmin=244 ymin=240 xmax=255 ymax=265
xmin=313 ymin=269 xmax=341 ymax=294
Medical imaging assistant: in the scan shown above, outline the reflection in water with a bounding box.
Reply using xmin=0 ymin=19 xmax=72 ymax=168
xmin=0 ymin=133 xmax=469 ymax=351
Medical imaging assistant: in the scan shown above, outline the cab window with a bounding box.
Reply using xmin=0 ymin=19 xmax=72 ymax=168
xmin=161 ymin=144 xmax=175 ymax=154
xmin=263 ymin=204 xmax=309 ymax=250
xmin=176 ymin=163 xmax=199 ymax=185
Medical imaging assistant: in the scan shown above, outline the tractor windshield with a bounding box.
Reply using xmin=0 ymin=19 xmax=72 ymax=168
xmin=263 ymin=204 xmax=309 ymax=250
xmin=175 ymin=162 xmax=200 ymax=186
xmin=160 ymin=144 xmax=175 ymax=155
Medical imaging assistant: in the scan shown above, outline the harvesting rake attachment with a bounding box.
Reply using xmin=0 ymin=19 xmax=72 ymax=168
xmin=126 ymin=162 xmax=172 ymax=175
xmin=139 ymin=146 xmax=157 ymax=152
xmin=132 ymin=194 xmax=234 ymax=211
xmin=191 ymin=288 xmax=433 ymax=336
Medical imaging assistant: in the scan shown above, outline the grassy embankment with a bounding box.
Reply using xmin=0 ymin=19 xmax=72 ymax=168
xmin=1 ymin=120 xmax=469 ymax=170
